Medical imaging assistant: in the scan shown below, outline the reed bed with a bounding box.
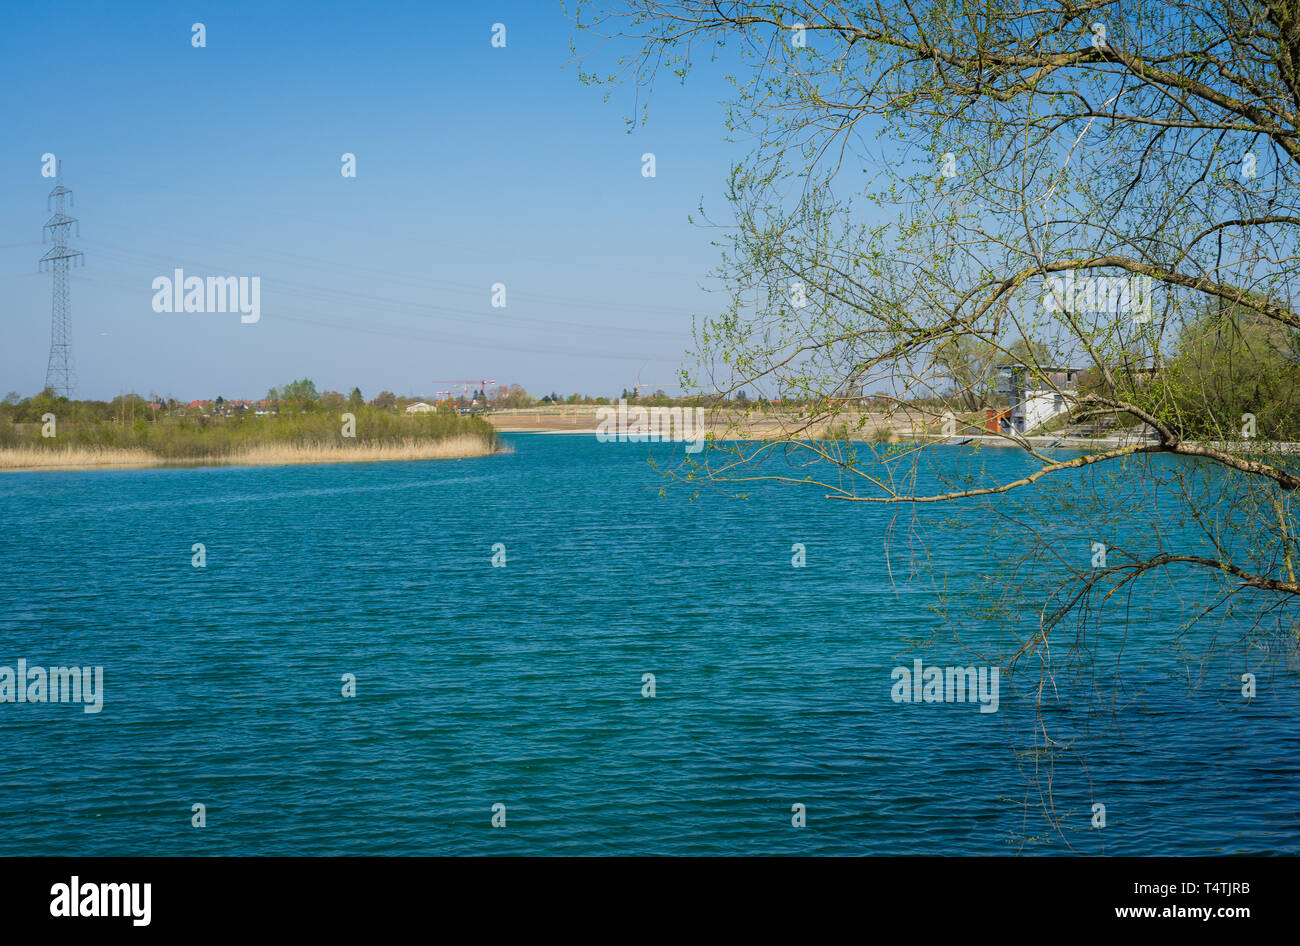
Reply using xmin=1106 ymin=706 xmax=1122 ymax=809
xmin=0 ymin=435 xmax=502 ymax=472
xmin=0 ymin=445 xmax=161 ymax=470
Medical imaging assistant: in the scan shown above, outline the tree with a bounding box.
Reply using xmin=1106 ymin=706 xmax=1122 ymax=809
xmin=372 ymin=391 xmax=397 ymax=410
xmin=577 ymin=0 xmax=1300 ymax=848
xmin=278 ymin=379 xmax=320 ymax=407
xmin=500 ymin=384 xmax=531 ymax=409
xmin=935 ymin=337 xmax=1052 ymax=413
xmin=348 ymin=387 xmax=364 ymax=410
xmin=1154 ymin=301 xmax=1300 ymax=440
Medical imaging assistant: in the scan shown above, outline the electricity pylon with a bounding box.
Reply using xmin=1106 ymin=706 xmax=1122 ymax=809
xmin=40 ymin=162 xmax=84 ymax=398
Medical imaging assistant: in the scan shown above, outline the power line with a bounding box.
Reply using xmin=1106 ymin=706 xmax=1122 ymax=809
xmin=71 ymin=269 xmax=684 ymax=362
xmin=79 ymin=237 xmax=694 ymax=329
xmin=77 ymin=241 xmax=691 ymax=344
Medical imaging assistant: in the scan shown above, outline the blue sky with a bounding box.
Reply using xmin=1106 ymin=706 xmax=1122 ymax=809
xmin=0 ymin=1 xmax=741 ymax=401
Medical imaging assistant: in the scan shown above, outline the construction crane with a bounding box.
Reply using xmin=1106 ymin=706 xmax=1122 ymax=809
xmin=433 ymin=379 xmax=497 ymax=409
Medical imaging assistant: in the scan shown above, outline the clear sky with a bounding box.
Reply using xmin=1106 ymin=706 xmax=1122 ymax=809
xmin=0 ymin=1 xmax=742 ymax=402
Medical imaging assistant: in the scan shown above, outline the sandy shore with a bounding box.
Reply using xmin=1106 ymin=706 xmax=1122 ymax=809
xmin=0 ymin=435 xmax=503 ymax=473
xmin=494 ymin=427 xmax=603 ymax=434
xmin=487 ymin=406 xmax=826 ymax=438
xmin=487 ymin=408 xmax=1298 ymax=453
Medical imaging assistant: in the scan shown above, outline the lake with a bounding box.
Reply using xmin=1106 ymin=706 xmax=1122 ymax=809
xmin=0 ymin=433 xmax=1296 ymax=854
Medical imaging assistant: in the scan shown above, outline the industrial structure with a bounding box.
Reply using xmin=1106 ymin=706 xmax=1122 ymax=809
xmin=434 ymin=379 xmax=496 ymax=407
xmin=993 ymin=364 xmax=1079 ymax=433
xmin=39 ymin=163 xmax=84 ymax=398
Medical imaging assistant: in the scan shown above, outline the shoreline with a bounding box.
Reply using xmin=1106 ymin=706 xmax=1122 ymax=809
xmin=496 ymin=427 xmax=1300 ymax=454
xmin=9 ymin=428 xmax=1291 ymax=472
xmin=0 ymin=435 xmax=504 ymax=473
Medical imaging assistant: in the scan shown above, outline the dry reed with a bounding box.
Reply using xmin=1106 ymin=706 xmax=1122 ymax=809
xmin=0 ymin=435 xmax=502 ymax=472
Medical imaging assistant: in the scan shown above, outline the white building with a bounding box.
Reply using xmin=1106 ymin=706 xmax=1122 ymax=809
xmin=404 ymin=401 xmax=435 ymax=413
xmin=1022 ymin=369 xmax=1079 ymax=431
xmin=1022 ymin=388 xmax=1068 ymax=431
xmin=996 ymin=366 xmax=1080 ymax=433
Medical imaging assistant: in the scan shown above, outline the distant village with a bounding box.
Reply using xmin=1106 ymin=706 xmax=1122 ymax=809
xmin=5 ymin=365 xmax=1088 ymax=436
xmin=158 ymin=383 xmax=698 ymax=418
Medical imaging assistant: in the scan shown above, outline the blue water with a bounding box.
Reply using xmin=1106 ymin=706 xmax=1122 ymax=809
xmin=0 ymin=434 xmax=1297 ymax=855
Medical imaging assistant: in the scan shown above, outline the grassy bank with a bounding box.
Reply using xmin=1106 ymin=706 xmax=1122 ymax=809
xmin=0 ymin=406 xmax=502 ymax=471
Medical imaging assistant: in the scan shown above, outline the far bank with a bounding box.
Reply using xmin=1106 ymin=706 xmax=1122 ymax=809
xmin=1 ymin=402 xmax=502 ymax=473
